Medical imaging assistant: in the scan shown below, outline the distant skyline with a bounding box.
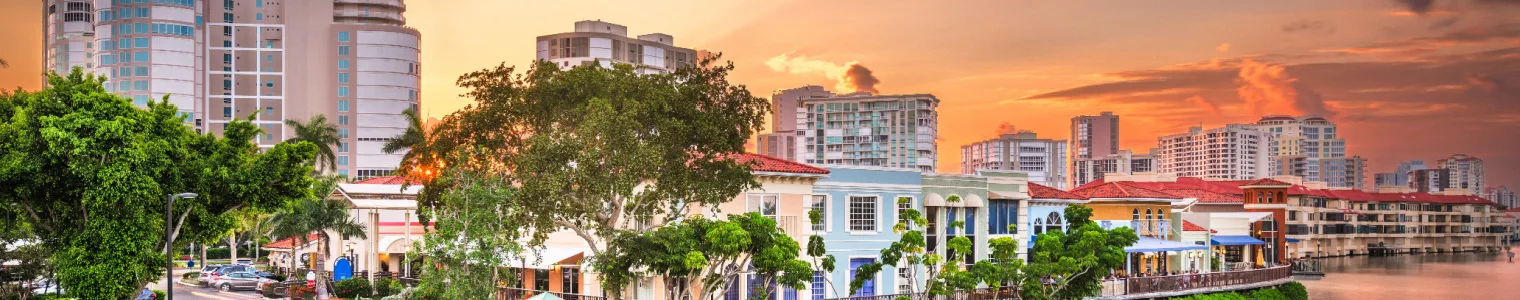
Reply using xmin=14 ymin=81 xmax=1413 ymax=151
xmin=3 ymin=0 xmax=1517 ymax=188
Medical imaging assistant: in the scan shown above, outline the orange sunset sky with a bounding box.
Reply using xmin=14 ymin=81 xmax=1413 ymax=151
xmin=2 ymin=0 xmax=1518 ymax=189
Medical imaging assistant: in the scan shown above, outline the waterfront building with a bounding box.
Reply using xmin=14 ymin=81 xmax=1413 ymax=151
xmin=1073 ymin=149 xmax=1156 ymax=187
xmin=960 ymin=130 xmax=1068 ymax=189
xmin=535 ymin=20 xmax=698 ymax=75
xmin=811 ymin=165 xmax=922 ymax=297
xmin=800 ymin=94 xmax=940 ymax=172
xmin=1023 ymin=182 xmax=1088 ymax=259
xmin=756 ymin=85 xmax=835 ymax=161
xmin=1255 ymin=116 xmax=1363 ymax=189
xmin=1155 ymin=124 xmax=1272 ymax=180
xmin=46 ymin=0 xmax=424 ymax=178
xmin=1437 ymin=154 xmax=1484 ymax=195
xmin=1067 ymin=181 xmax=1208 ymax=275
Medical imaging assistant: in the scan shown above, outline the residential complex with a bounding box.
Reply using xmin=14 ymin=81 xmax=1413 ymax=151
xmin=1410 ymin=168 xmax=1451 ymax=193
xmin=1070 ymin=111 xmax=1120 ymax=167
xmin=45 ymin=0 xmax=422 ymax=179
xmin=1155 ymin=124 xmax=1272 ymax=180
xmin=1438 ymin=154 xmax=1484 ymax=195
xmin=756 ymin=85 xmax=834 ymax=161
xmin=960 ymin=130 xmax=1068 ymax=189
xmin=1486 ymin=186 xmax=1516 ymax=209
xmin=1254 ymin=115 xmax=1364 ymax=189
xmin=800 ymin=93 xmax=940 ymax=172
xmin=1072 ymin=149 xmax=1156 ymax=187
xmin=1374 ymin=160 xmax=1429 ymax=191
xmin=534 ymin=20 xmax=698 ymax=74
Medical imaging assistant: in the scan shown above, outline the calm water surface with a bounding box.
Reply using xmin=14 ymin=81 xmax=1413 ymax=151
xmin=1300 ymin=252 xmax=1520 ymax=299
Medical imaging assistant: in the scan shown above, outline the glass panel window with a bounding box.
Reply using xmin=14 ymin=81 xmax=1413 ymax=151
xmin=135 ymin=37 xmax=148 ymax=48
xmin=810 ymin=195 xmax=827 ymax=231
xmin=338 ymin=59 xmax=349 ymax=70
xmin=338 ymin=129 xmax=349 ymax=139
xmin=747 ymin=194 xmax=778 ymax=218
xmin=338 ymin=100 xmax=350 ymax=112
xmin=135 ymin=52 xmax=149 ymax=62
xmin=134 ymin=66 xmax=147 ymax=76
xmin=337 ymin=86 xmax=350 ymax=97
xmin=338 ymin=73 xmax=349 ymax=83
xmin=338 ymin=46 xmax=349 ymax=56
xmin=848 ymin=196 xmax=878 ymax=232
xmin=338 ymin=31 xmax=350 ymax=42
xmin=337 ymin=115 xmax=349 ymax=125
xmin=133 ymin=80 xmax=148 ymax=91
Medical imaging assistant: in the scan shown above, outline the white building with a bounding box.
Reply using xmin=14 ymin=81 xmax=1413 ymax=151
xmin=47 ymin=0 xmax=423 ymax=179
xmin=1073 ymin=149 xmax=1156 ymax=187
xmin=800 ymin=93 xmax=939 ymax=172
xmin=961 ymin=131 xmax=1068 ymax=189
xmin=534 ymin=20 xmax=698 ymax=75
xmin=1155 ymin=124 xmax=1271 ymax=180
xmin=1254 ymin=115 xmax=1363 ymax=189
xmin=1488 ymin=186 xmax=1517 ymax=209
xmin=1438 ymin=154 xmax=1484 ymax=195
xmin=263 ymin=176 xmax=425 ymax=277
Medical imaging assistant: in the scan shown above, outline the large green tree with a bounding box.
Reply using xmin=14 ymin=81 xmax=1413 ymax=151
xmin=594 ymin=213 xmax=813 ymax=300
xmin=285 ymin=115 xmax=342 ymax=173
xmin=405 ymin=56 xmax=768 ymax=288
xmin=411 ymin=149 xmax=526 ymax=300
xmin=268 ymin=175 xmax=367 ymax=299
xmin=0 ymin=70 xmax=317 ymax=298
xmin=1020 ymin=204 xmax=1138 ymax=300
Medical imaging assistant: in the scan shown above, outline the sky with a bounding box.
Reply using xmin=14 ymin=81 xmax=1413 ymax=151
xmin=2 ymin=0 xmax=1518 ymax=190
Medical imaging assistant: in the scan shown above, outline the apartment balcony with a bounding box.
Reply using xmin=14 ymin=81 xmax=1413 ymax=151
xmin=335 ymin=0 xmax=406 ymax=10
xmin=333 ymin=10 xmax=406 ymax=23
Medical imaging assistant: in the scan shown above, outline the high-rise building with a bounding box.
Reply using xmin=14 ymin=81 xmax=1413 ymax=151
xmin=1155 ymin=124 xmax=1272 ymax=180
xmin=961 ymin=130 xmax=1068 ymax=188
xmin=1409 ymin=168 xmax=1451 ymax=193
xmin=1374 ymin=160 xmax=1428 ymax=189
xmin=1070 ymin=112 xmax=1119 ymax=178
xmin=534 ymin=20 xmax=698 ymax=75
xmin=800 ymin=93 xmax=939 ymax=172
xmin=1072 ymin=149 xmax=1155 ymax=187
xmin=1438 ymin=154 xmax=1484 ymax=195
xmin=755 ymin=85 xmax=834 ymax=161
xmin=47 ymin=0 xmax=423 ymax=179
xmin=1487 ymin=186 xmax=1517 ymax=209
xmin=1254 ymin=115 xmax=1362 ymax=188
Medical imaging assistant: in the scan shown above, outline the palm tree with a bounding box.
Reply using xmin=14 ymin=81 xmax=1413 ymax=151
xmin=285 ymin=115 xmax=342 ymax=173
xmin=269 ymin=176 xmax=366 ymax=299
xmin=381 ymin=108 xmax=425 ymax=156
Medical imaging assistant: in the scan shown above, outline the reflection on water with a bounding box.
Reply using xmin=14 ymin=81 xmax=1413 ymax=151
xmin=1300 ymin=252 xmax=1520 ymax=299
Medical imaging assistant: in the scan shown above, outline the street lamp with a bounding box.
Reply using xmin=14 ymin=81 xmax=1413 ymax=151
xmin=166 ymin=193 xmax=198 ymax=300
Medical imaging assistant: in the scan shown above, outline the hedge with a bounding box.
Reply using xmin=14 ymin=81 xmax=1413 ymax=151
xmin=1168 ymin=282 xmax=1308 ymax=300
xmin=1277 ymin=281 xmax=1308 ymax=300
xmin=334 ymin=278 xmax=373 ymax=298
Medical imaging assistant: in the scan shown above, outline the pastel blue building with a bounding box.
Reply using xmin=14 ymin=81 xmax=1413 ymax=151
xmin=808 ymin=166 xmax=922 ymax=299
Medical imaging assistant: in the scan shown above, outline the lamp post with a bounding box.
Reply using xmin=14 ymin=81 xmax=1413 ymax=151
xmin=166 ymin=192 xmax=198 ymax=300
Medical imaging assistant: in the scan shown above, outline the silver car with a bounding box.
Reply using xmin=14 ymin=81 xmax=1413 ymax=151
xmin=210 ymin=271 xmax=262 ymax=291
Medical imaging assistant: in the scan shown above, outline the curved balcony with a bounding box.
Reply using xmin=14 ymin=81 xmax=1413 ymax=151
xmin=335 ymin=0 xmax=406 ymax=11
xmin=333 ymin=9 xmax=406 ymax=24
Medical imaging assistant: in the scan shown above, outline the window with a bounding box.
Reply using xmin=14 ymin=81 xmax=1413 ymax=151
xmin=338 ymin=169 xmax=349 ymax=176
xmin=195 ymin=15 xmax=202 ymax=26
xmin=848 ymin=196 xmax=878 ymax=232
xmin=338 ymin=73 xmax=349 ymax=83
xmin=101 ymin=54 xmax=114 ymax=66
xmin=848 ymin=258 xmax=876 ymax=296
xmin=256 ymin=1 xmax=263 ymax=8
xmin=135 ymin=23 xmax=148 ymax=34
xmin=133 ymin=80 xmax=148 ymax=91
xmin=338 ymin=31 xmax=350 ymax=42
xmin=255 ymin=13 xmax=262 ymax=20
xmin=338 ymin=46 xmax=349 ymax=56
xmin=134 ymin=66 xmax=147 ymax=76
xmin=135 ymin=52 xmax=149 ymax=62
xmin=810 ymin=272 xmax=825 ymax=300
xmin=222 ymin=107 xmax=232 ymax=118
xmin=338 ymin=100 xmax=350 ymax=112
xmin=534 ymin=269 xmax=549 ymax=291
xmin=223 ymin=12 xmax=233 ymax=23
xmin=133 ymin=95 xmax=149 ymax=106
xmin=1046 ymin=211 xmax=1062 ymax=234
xmin=337 ymin=142 xmax=349 ymax=153
xmin=265 ymin=54 xmax=273 ymax=62
xmin=136 ymin=7 xmax=149 ymax=18
xmin=135 ymin=37 xmax=148 ymax=48
xmin=222 ymin=79 xmax=231 ymax=89
xmin=264 ymin=107 xmax=273 ymax=115
xmin=337 ymin=155 xmax=349 ymax=166
xmin=989 ymin=199 xmax=1018 ymax=235
xmin=120 ymin=39 xmax=130 ymax=49
xmin=408 ymin=89 xmax=416 ymax=100
xmin=747 ymin=194 xmax=778 ymax=218
xmin=337 ymin=115 xmax=349 ymax=125
xmin=337 ymin=86 xmax=350 ymax=97
xmin=338 ymin=59 xmax=349 ymax=70
xmin=896 ymin=267 xmax=911 ymax=294
xmin=562 ymin=268 xmax=580 ymax=294
xmin=118 ymin=81 xmax=130 ymax=91
xmin=810 ymin=195 xmax=827 ymax=231
xmin=264 ymin=80 xmax=273 ymax=88
xmin=338 ymin=128 xmax=349 ymax=139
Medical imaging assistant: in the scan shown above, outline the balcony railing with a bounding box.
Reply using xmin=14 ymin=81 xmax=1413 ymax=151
xmin=495 ymin=287 xmax=606 ymax=300
xmin=1100 ymin=266 xmax=1292 ymax=297
xmin=823 ymin=287 xmax=1019 ymax=300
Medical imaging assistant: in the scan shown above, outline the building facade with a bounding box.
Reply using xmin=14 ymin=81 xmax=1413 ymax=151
xmin=1487 ymin=186 xmax=1517 ymax=209
xmin=1155 ymin=125 xmax=1271 ymax=180
xmin=811 ymin=166 xmax=922 ymax=298
xmin=756 ymin=85 xmax=835 ymax=161
xmin=800 ymin=94 xmax=939 ymax=172
xmin=1438 ymin=154 xmax=1484 ymax=195
xmin=47 ymin=0 xmax=423 ymax=179
xmin=1072 ymin=149 xmax=1156 ymax=187
xmin=1374 ymin=160 xmax=1428 ymax=190
xmin=960 ymin=131 xmax=1068 ymax=189
xmin=1410 ymin=168 xmax=1451 ymax=193
xmin=1070 ymin=112 xmax=1119 ymax=163
xmin=534 ymin=20 xmax=698 ymax=75
xmin=1254 ymin=115 xmax=1363 ymax=189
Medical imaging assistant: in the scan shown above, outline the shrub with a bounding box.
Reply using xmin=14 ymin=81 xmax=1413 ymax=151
xmin=373 ymin=277 xmax=399 ymax=297
xmin=261 ymin=282 xmax=285 ymax=298
xmin=182 ymin=271 xmax=201 ymax=281
xmin=1249 ymin=288 xmax=1287 ymax=300
xmin=334 ymin=278 xmax=374 ymax=298
xmin=289 ymin=284 xmax=317 ymax=300
xmin=152 ymin=290 xmax=166 ymax=299
xmin=1277 ymin=282 xmax=1308 ymax=300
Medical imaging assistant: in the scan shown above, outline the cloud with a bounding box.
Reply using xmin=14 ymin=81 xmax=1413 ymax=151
xmin=1236 ymin=59 xmax=1337 ymax=118
xmin=1282 ymin=20 xmax=1334 ymax=34
xmin=1185 ymin=95 xmax=1223 ymax=116
xmin=1216 ymin=43 xmax=1231 ymax=53
xmin=1392 ymin=0 xmax=1435 ymax=15
xmin=765 ymin=53 xmax=882 ymax=94
xmin=994 ymin=122 xmax=1018 ymax=136
xmin=1316 ymin=23 xmax=1520 ymax=57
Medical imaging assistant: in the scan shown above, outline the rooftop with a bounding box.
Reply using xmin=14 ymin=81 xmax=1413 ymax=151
xmin=731 ymin=153 xmax=830 ymax=175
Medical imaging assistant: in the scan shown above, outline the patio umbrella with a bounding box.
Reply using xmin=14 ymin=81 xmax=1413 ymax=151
xmin=526 ymin=292 xmax=566 ymax=300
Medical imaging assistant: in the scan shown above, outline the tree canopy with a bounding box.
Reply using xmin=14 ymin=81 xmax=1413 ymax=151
xmin=412 ymin=149 xmax=527 ymax=300
xmin=0 ymin=70 xmax=318 ymax=298
xmin=593 ymin=213 xmax=813 ymax=300
xmin=1021 ymin=204 xmax=1138 ymax=300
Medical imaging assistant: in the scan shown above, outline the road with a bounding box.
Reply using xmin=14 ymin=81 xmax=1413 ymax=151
xmin=150 ymin=267 xmax=265 ymax=300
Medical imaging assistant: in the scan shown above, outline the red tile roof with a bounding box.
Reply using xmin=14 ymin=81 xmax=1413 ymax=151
xmin=1028 ymin=183 xmax=1087 ymax=200
xmin=262 ymin=233 xmax=319 ymax=249
xmin=1165 ymin=189 xmax=1243 ymax=203
xmin=1070 ymin=181 xmax=1182 ymax=200
xmin=1182 ymin=221 xmax=1216 ymax=233
xmin=353 ymin=176 xmax=423 ymax=185
xmin=1241 ymin=178 xmax=1293 ymax=187
xmin=731 ymin=153 xmax=830 ymax=175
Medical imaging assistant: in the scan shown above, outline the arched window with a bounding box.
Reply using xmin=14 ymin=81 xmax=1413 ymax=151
xmin=1047 ymin=212 xmax=1063 ymax=234
xmin=1034 ymin=218 xmax=1044 ymax=235
xmin=1146 ymin=208 xmax=1153 ymax=220
xmin=1132 ymin=209 xmax=1140 ymax=220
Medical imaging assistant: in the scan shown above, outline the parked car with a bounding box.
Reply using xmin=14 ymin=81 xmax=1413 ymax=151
xmin=198 ymin=265 xmax=223 ymax=287
xmin=136 ymin=287 xmax=157 ymax=300
xmin=236 ymin=258 xmax=254 ymax=266
xmin=216 ymin=265 xmax=257 ymax=275
xmin=255 ymin=271 xmax=279 ymax=280
xmin=210 ymin=271 xmax=262 ymax=291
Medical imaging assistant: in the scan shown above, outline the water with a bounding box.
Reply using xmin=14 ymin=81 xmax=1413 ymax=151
xmin=1300 ymin=252 xmax=1520 ymax=299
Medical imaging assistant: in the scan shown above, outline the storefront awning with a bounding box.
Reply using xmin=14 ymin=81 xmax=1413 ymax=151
xmin=1210 ymin=235 xmax=1266 ymax=246
xmin=1286 ymin=238 xmax=1301 ymax=243
xmin=1125 ymin=237 xmax=1209 ymax=253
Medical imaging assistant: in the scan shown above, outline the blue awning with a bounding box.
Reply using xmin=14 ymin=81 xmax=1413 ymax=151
xmin=1125 ymin=237 xmax=1209 ymax=253
xmin=1286 ymin=238 xmax=1301 ymax=243
xmin=1211 ymin=235 xmax=1266 ymax=246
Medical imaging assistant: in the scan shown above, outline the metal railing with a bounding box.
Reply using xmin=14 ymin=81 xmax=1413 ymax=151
xmin=822 ymin=287 xmax=1019 ymax=300
xmin=1106 ymin=266 xmax=1291 ymax=296
xmin=495 ymin=287 xmax=607 ymax=300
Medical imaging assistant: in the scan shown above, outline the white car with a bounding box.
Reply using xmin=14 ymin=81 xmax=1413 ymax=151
xmin=236 ymin=258 xmax=254 ymax=266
